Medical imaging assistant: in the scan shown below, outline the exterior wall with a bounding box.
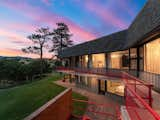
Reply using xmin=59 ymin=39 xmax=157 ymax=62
xmin=24 ymin=89 xmax=72 ymax=120
xmin=127 ymin=37 xmax=160 ymax=89
xmin=67 ymin=51 xmax=129 ymax=70
xmin=64 ymin=37 xmax=160 ymax=89
xmin=68 ymin=53 xmax=106 ymax=69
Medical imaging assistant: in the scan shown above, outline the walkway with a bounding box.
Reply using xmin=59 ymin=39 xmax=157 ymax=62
xmin=55 ymin=80 xmax=123 ymax=120
xmin=152 ymin=90 xmax=160 ymax=114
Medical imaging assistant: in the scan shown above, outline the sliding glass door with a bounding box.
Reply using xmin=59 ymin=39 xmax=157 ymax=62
xmin=144 ymin=38 xmax=160 ymax=74
xmin=92 ymin=53 xmax=106 ymax=68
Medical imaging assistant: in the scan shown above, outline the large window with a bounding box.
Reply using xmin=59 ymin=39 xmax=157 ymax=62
xmin=130 ymin=48 xmax=137 ymax=70
xmin=109 ymin=51 xmax=129 ymax=69
xmin=107 ymin=81 xmax=124 ymax=96
xmin=144 ymin=38 xmax=160 ymax=74
xmin=82 ymin=55 xmax=88 ymax=68
xmin=92 ymin=53 xmax=106 ymax=68
xmin=76 ymin=76 xmax=98 ymax=92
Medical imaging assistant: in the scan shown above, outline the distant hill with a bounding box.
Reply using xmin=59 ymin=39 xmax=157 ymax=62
xmin=0 ymin=56 xmax=32 ymax=60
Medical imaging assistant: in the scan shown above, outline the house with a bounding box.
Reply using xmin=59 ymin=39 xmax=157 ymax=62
xmin=56 ymin=0 xmax=160 ymax=119
xmin=58 ymin=0 xmax=160 ymax=91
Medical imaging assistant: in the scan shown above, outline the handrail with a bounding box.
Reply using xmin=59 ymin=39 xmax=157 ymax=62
xmin=57 ymin=67 xmax=152 ymax=86
xmin=126 ymin=85 xmax=160 ymax=120
xmin=56 ymin=67 xmax=160 ymax=119
xmin=122 ymin=72 xmax=153 ymax=87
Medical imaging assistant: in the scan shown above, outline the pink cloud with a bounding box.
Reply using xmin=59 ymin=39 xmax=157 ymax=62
xmin=1 ymin=1 xmax=96 ymax=43
xmin=9 ymin=23 xmax=36 ymax=33
xmin=42 ymin=0 xmax=51 ymax=6
xmin=0 ymin=48 xmax=23 ymax=56
xmin=0 ymin=0 xmax=98 ymax=58
xmin=0 ymin=48 xmax=52 ymax=58
xmin=0 ymin=28 xmax=31 ymax=45
xmin=84 ymin=1 xmax=128 ymax=29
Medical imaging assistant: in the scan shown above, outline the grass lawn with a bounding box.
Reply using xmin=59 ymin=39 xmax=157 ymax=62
xmin=72 ymin=92 xmax=88 ymax=116
xmin=0 ymin=73 xmax=88 ymax=120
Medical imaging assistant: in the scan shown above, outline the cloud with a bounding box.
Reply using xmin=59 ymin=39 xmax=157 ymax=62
xmin=0 ymin=48 xmax=23 ymax=56
xmin=0 ymin=28 xmax=30 ymax=45
xmin=0 ymin=48 xmax=52 ymax=58
xmin=84 ymin=1 xmax=128 ymax=29
xmin=41 ymin=0 xmax=51 ymax=6
xmin=118 ymin=1 xmax=135 ymax=17
xmin=0 ymin=0 xmax=96 ymax=43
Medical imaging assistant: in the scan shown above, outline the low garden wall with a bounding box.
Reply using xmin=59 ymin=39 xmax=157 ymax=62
xmin=24 ymin=88 xmax=72 ymax=120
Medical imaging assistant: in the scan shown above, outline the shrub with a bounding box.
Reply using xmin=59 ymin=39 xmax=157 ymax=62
xmin=0 ymin=59 xmax=52 ymax=82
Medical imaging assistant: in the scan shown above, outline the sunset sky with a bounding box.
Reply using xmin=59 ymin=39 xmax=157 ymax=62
xmin=0 ymin=0 xmax=147 ymax=58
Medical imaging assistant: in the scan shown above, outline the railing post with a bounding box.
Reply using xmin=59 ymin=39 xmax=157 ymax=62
xmin=124 ymin=85 xmax=127 ymax=106
xmin=135 ymin=79 xmax=136 ymax=92
xmin=148 ymin=85 xmax=152 ymax=107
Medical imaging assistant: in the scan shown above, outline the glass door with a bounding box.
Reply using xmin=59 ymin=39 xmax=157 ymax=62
xmin=98 ymin=80 xmax=106 ymax=94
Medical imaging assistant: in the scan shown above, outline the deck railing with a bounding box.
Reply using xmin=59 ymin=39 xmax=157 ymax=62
xmin=56 ymin=67 xmax=160 ymax=120
xmin=128 ymin=70 xmax=160 ymax=89
xmin=125 ymin=85 xmax=160 ymax=120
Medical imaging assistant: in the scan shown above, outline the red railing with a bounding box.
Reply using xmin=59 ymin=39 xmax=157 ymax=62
xmin=125 ymin=85 xmax=160 ymax=120
xmin=122 ymin=72 xmax=153 ymax=106
xmin=56 ymin=67 xmax=160 ymax=120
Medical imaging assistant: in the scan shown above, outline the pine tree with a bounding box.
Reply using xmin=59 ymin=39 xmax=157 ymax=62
xmin=50 ymin=23 xmax=73 ymax=57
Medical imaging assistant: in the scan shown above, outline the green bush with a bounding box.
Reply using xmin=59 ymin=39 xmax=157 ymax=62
xmin=0 ymin=59 xmax=52 ymax=82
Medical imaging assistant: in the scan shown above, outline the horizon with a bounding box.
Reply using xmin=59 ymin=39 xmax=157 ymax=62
xmin=0 ymin=0 xmax=147 ymax=58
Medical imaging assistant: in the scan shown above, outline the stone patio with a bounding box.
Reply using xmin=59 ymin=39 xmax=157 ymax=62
xmin=55 ymin=80 xmax=123 ymax=120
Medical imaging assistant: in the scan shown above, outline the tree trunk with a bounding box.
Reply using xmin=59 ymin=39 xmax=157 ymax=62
xmin=40 ymin=46 xmax=43 ymax=78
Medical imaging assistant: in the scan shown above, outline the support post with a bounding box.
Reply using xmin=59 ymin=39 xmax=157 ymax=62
xmin=137 ymin=47 xmax=140 ymax=77
xmin=129 ymin=49 xmax=131 ymax=71
xmin=148 ymin=85 xmax=152 ymax=107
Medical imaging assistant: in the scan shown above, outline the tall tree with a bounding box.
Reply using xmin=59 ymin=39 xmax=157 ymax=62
xmin=50 ymin=23 xmax=73 ymax=57
xmin=22 ymin=27 xmax=50 ymax=76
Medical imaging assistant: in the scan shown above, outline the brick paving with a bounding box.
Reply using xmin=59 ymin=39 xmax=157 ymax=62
xmin=55 ymin=80 xmax=122 ymax=120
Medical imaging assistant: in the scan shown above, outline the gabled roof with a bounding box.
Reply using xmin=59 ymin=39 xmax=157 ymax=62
xmin=125 ymin=0 xmax=160 ymax=48
xmin=59 ymin=30 xmax=127 ymax=58
xmin=59 ymin=0 xmax=160 ymax=58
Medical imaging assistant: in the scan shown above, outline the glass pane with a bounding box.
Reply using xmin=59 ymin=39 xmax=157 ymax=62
xmin=140 ymin=46 xmax=144 ymax=71
xmin=109 ymin=50 xmax=129 ymax=69
xmin=130 ymin=48 xmax=137 ymax=58
xmin=130 ymin=59 xmax=137 ymax=70
xmin=144 ymin=38 xmax=160 ymax=74
xmin=107 ymin=81 xmax=124 ymax=96
xmin=100 ymin=80 xmax=105 ymax=91
xmin=92 ymin=54 xmax=106 ymax=68
xmin=82 ymin=55 xmax=88 ymax=68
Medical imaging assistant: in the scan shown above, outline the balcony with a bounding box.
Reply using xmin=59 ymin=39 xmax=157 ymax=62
xmin=56 ymin=67 xmax=160 ymax=120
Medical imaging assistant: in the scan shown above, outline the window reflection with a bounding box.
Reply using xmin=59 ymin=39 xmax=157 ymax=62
xmin=92 ymin=54 xmax=106 ymax=68
xmin=144 ymin=38 xmax=160 ymax=74
xmin=109 ymin=50 xmax=129 ymax=69
xmin=107 ymin=81 xmax=124 ymax=96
